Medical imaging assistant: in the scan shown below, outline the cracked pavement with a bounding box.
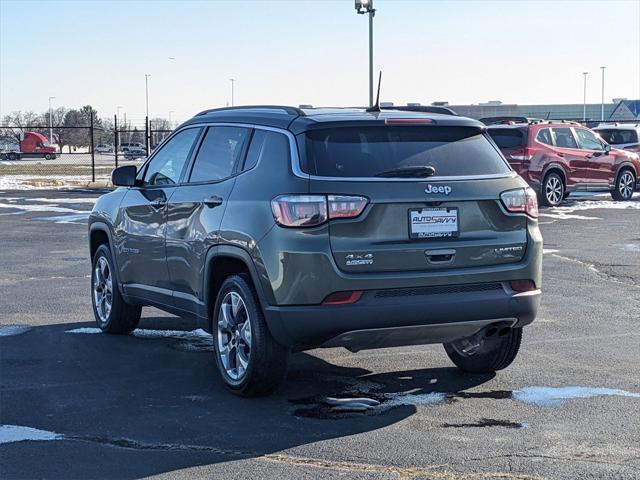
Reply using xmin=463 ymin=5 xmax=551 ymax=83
xmin=1 ymin=189 xmax=639 ymax=479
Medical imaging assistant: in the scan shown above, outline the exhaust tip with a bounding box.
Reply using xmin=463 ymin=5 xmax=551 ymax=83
xmin=485 ymin=327 xmax=498 ymax=338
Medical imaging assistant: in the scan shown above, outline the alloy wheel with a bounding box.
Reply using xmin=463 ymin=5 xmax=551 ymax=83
xmin=217 ymin=291 xmax=252 ymax=381
xmin=545 ymin=176 xmax=563 ymax=205
xmin=93 ymin=256 xmax=113 ymax=323
xmin=618 ymin=171 xmax=634 ymax=200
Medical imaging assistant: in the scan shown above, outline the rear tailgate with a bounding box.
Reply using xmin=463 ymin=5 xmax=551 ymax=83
xmin=302 ymin=124 xmax=527 ymax=274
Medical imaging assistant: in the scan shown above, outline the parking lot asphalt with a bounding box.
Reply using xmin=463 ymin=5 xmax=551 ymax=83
xmin=1 ymin=189 xmax=639 ymax=480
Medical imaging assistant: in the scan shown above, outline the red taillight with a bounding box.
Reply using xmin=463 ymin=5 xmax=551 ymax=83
xmin=509 ymin=280 xmax=536 ymax=293
xmin=510 ymin=147 xmax=534 ymax=161
xmin=271 ymin=195 xmax=367 ymax=227
xmin=500 ymin=187 xmax=538 ymax=219
xmin=322 ymin=290 xmax=364 ymax=305
xmin=327 ymin=195 xmax=368 ymax=219
xmin=384 ymin=118 xmax=435 ymax=125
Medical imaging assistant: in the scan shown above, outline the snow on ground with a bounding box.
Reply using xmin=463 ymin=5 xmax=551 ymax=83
xmin=40 ymin=213 xmax=91 ymax=224
xmin=3 ymin=197 xmax=97 ymax=204
xmin=0 ymin=202 xmax=86 ymax=214
xmin=512 ymin=386 xmax=640 ymax=407
xmin=540 ymin=198 xmax=640 ymax=220
xmin=0 ymin=425 xmax=62 ymax=444
xmin=66 ymin=327 xmax=212 ymax=340
xmin=0 ymin=175 xmax=109 ymax=190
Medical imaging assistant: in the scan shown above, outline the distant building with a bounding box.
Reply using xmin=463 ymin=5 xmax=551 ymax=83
xmin=434 ymin=99 xmax=640 ymax=122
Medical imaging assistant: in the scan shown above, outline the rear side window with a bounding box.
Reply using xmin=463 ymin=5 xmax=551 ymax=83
xmin=300 ymin=126 xmax=510 ymax=178
xmin=243 ymin=130 xmax=290 ymax=171
xmin=575 ymin=129 xmax=604 ymax=151
xmin=189 ymin=126 xmax=250 ymax=182
xmin=488 ymin=128 xmax=526 ymax=148
xmin=551 ymin=128 xmax=578 ymax=149
xmin=597 ymin=129 xmax=639 ymax=145
xmin=536 ymin=128 xmax=553 ymax=145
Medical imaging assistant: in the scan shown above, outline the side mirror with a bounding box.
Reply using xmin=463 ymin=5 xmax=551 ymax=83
xmin=604 ymin=143 xmax=611 ymax=153
xmin=112 ymin=165 xmax=137 ymax=187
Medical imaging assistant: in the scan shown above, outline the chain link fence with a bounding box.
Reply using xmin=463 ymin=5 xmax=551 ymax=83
xmin=0 ymin=116 xmax=175 ymax=189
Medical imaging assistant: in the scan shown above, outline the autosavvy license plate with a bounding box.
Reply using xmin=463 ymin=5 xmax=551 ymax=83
xmin=409 ymin=207 xmax=459 ymax=239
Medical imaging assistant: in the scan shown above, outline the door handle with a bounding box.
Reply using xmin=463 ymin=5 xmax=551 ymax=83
xmin=556 ymin=152 xmax=564 ymax=157
xmin=203 ymin=195 xmax=224 ymax=208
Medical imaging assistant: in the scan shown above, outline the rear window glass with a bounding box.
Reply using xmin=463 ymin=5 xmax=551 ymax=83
xmin=300 ymin=126 xmax=510 ymax=178
xmin=596 ymin=129 xmax=639 ymax=145
xmin=488 ymin=128 xmax=526 ymax=148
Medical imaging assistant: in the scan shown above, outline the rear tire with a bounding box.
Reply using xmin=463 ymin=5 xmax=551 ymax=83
xmin=539 ymin=172 xmax=565 ymax=207
xmin=8 ymin=152 xmax=18 ymax=161
xmin=213 ymin=275 xmax=290 ymax=397
xmin=444 ymin=327 xmax=522 ymax=374
xmin=611 ymin=169 xmax=635 ymax=201
xmin=44 ymin=153 xmax=52 ymax=160
xmin=91 ymin=244 xmax=141 ymax=334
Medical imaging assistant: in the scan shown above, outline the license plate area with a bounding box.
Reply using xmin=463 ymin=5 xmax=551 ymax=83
xmin=409 ymin=207 xmax=459 ymax=239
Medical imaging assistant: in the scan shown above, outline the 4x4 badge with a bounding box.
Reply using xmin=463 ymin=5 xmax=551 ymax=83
xmin=425 ymin=184 xmax=452 ymax=195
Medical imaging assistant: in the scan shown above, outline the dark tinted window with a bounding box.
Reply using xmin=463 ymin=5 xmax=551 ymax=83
xmin=143 ymin=128 xmax=200 ymax=186
xmin=488 ymin=128 xmax=526 ymax=148
xmin=189 ymin=126 xmax=250 ymax=182
xmin=243 ymin=130 xmax=290 ymax=171
xmin=597 ymin=129 xmax=639 ymax=145
xmin=551 ymin=128 xmax=578 ymax=149
xmin=536 ymin=128 xmax=553 ymax=145
xmin=301 ymin=126 xmax=510 ymax=177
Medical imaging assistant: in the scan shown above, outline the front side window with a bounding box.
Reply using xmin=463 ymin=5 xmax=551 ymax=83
xmin=300 ymin=126 xmax=510 ymax=177
xmin=143 ymin=128 xmax=201 ymax=186
xmin=551 ymin=128 xmax=578 ymax=149
xmin=189 ymin=126 xmax=250 ymax=182
xmin=575 ymin=128 xmax=604 ymax=151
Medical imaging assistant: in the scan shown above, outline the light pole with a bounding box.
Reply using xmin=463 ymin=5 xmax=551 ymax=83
xmin=48 ymin=96 xmax=56 ymax=144
xmin=229 ymin=78 xmax=236 ymax=106
xmin=355 ymin=0 xmax=376 ymax=107
xmin=600 ymin=66 xmax=606 ymax=121
xmin=116 ymin=106 xmax=123 ymax=127
xmin=145 ymin=74 xmax=151 ymax=119
xmin=169 ymin=110 xmax=174 ymax=128
xmin=582 ymin=72 xmax=588 ymax=121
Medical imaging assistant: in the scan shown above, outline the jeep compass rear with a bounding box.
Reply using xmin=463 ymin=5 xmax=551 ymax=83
xmin=89 ymin=106 xmax=542 ymax=396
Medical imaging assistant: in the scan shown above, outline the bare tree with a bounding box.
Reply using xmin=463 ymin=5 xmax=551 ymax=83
xmin=1 ymin=111 xmax=45 ymax=142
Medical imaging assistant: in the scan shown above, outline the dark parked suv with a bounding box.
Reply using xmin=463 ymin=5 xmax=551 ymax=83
xmin=487 ymin=120 xmax=640 ymax=206
xmin=89 ymin=106 xmax=542 ymax=396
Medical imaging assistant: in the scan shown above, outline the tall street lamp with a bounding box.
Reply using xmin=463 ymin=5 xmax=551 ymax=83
xmin=582 ymin=71 xmax=588 ymax=121
xmin=229 ymin=78 xmax=236 ymax=106
xmin=169 ymin=110 xmax=174 ymax=128
xmin=145 ymin=74 xmax=151 ymax=119
xmin=48 ymin=96 xmax=56 ymax=144
xmin=355 ymin=0 xmax=376 ymax=107
xmin=600 ymin=66 xmax=606 ymax=121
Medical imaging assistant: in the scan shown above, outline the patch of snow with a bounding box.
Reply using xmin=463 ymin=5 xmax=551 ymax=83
xmin=0 ymin=325 xmax=32 ymax=337
xmin=0 ymin=425 xmax=62 ymax=444
xmin=382 ymin=392 xmax=447 ymax=408
xmin=0 ymin=202 xmax=86 ymax=214
xmin=543 ymin=249 xmax=559 ymax=254
xmin=3 ymin=197 xmax=97 ymax=204
xmin=66 ymin=327 xmax=212 ymax=341
xmin=618 ymin=243 xmax=640 ymax=252
xmin=40 ymin=213 xmax=91 ymax=224
xmin=513 ymin=386 xmax=640 ymax=407
xmin=66 ymin=327 xmax=103 ymax=334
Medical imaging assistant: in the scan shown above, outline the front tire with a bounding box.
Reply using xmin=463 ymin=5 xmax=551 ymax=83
xmin=213 ymin=275 xmax=290 ymax=397
xmin=611 ymin=169 xmax=635 ymax=201
xmin=91 ymin=244 xmax=141 ymax=333
xmin=444 ymin=327 xmax=522 ymax=374
xmin=44 ymin=153 xmax=52 ymax=160
xmin=540 ymin=172 xmax=565 ymax=207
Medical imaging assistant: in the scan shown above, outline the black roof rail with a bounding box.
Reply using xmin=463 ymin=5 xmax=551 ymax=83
xmin=381 ymin=105 xmax=458 ymax=116
xmin=480 ymin=116 xmax=540 ymax=125
xmin=196 ymin=105 xmax=306 ymax=117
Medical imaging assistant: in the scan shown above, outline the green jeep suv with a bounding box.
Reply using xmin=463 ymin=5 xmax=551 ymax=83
xmin=88 ymin=106 xmax=542 ymax=396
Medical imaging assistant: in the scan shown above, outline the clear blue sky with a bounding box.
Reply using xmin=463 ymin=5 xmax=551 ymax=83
xmin=1 ymin=0 xmax=639 ymax=123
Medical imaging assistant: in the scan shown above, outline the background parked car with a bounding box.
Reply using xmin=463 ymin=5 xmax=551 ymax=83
xmin=487 ymin=120 xmax=640 ymax=206
xmin=119 ymin=142 xmax=146 ymax=159
xmin=593 ymin=123 xmax=640 ymax=153
xmin=94 ymin=144 xmax=114 ymax=154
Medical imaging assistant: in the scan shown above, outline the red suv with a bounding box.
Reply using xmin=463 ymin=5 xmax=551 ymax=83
xmin=487 ymin=120 xmax=640 ymax=206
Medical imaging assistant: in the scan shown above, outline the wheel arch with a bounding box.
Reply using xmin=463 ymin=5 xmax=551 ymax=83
xmin=541 ymin=164 xmax=567 ymax=188
xmin=203 ymin=245 xmax=274 ymax=331
xmin=89 ymin=222 xmax=126 ymax=298
xmin=614 ymin=162 xmax=637 ymax=181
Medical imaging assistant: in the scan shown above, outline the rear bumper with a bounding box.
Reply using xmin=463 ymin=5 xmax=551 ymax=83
xmin=264 ymin=284 xmax=540 ymax=351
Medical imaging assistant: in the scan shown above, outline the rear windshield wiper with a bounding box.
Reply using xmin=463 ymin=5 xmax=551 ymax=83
xmin=374 ymin=166 xmax=436 ymax=178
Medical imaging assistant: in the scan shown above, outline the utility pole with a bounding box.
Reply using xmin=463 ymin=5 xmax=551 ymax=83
xmin=355 ymin=1 xmax=376 ymax=107
xmin=582 ymin=72 xmax=589 ymax=121
xmin=600 ymin=66 xmax=606 ymax=121
xmin=230 ymin=78 xmax=236 ymax=106
xmin=48 ymin=96 xmax=56 ymax=144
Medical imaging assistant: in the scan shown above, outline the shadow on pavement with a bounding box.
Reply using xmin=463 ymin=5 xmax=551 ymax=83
xmin=0 ymin=316 xmax=493 ymax=479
